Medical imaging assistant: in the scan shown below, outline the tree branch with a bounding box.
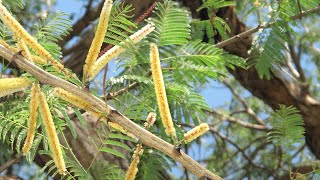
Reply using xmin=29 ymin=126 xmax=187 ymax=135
xmin=0 ymin=44 xmax=222 ymax=180
xmin=215 ymin=5 xmax=320 ymax=48
xmin=209 ymin=110 xmax=268 ymax=131
xmin=0 ymin=153 xmax=23 ymax=173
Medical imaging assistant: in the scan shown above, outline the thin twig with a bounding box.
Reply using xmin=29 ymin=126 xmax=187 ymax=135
xmin=0 ymin=153 xmax=23 ymax=173
xmin=215 ymin=6 xmax=320 ymax=48
xmin=0 ymin=44 xmax=222 ymax=180
xmin=223 ymin=80 xmax=265 ymax=125
xmin=209 ymin=110 xmax=268 ymax=131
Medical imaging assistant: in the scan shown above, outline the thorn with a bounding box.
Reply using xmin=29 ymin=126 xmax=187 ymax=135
xmin=94 ymin=117 xmax=102 ymax=128
xmin=11 ymin=50 xmax=24 ymax=62
xmin=174 ymin=145 xmax=182 ymax=155
xmin=200 ymin=176 xmax=212 ymax=180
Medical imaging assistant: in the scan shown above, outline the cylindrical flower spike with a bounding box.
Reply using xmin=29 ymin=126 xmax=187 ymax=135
xmin=125 ymin=143 xmax=144 ymax=180
xmin=17 ymin=39 xmax=33 ymax=62
xmin=0 ymin=39 xmax=46 ymax=64
xmin=108 ymin=121 xmax=136 ymax=139
xmin=83 ymin=0 xmax=113 ymax=81
xmin=144 ymin=112 xmax=156 ymax=129
xmin=87 ymin=23 xmax=155 ymax=81
xmin=38 ymin=91 xmax=66 ymax=175
xmin=150 ymin=43 xmax=176 ymax=138
xmin=0 ymin=77 xmax=31 ymax=98
xmin=184 ymin=123 xmax=210 ymax=143
xmin=0 ymin=3 xmax=75 ymax=78
xmin=22 ymin=83 xmax=40 ymax=155
xmin=53 ymin=87 xmax=102 ymax=116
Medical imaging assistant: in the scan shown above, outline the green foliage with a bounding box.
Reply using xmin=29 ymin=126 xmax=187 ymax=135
xmin=104 ymin=3 xmax=136 ymax=46
xmin=136 ymin=150 xmax=172 ymax=180
xmin=2 ymin=0 xmax=25 ymax=9
xmin=34 ymin=12 xmax=72 ymax=59
xmin=197 ymin=0 xmax=235 ymax=11
xmin=149 ymin=1 xmax=190 ymax=46
xmin=250 ymin=24 xmax=289 ymax=79
xmin=249 ymin=0 xmax=320 ymax=79
xmin=267 ymin=105 xmax=304 ymax=147
xmin=163 ymin=40 xmax=245 ymax=84
xmin=89 ymin=161 xmax=125 ymax=180
xmin=0 ymin=95 xmax=41 ymax=155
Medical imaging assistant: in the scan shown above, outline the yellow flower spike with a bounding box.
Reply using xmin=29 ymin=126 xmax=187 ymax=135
xmin=0 ymin=3 xmax=75 ymax=78
xmin=17 ymin=39 xmax=33 ymax=62
xmin=184 ymin=123 xmax=210 ymax=143
xmin=31 ymin=55 xmax=47 ymax=64
xmin=0 ymin=39 xmax=46 ymax=64
xmin=0 ymin=39 xmax=11 ymax=50
xmin=125 ymin=143 xmax=144 ymax=180
xmin=150 ymin=43 xmax=176 ymax=138
xmin=83 ymin=0 xmax=113 ymax=80
xmin=108 ymin=121 xmax=136 ymax=139
xmin=22 ymin=83 xmax=40 ymax=155
xmin=0 ymin=77 xmax=31 ymax=98
xmin=53 ymin=87 xmax=101 ymax=116
xmin=38 ymin=91 xmax=66 ymax=175
xmin=144 ymin=112 xmax=156 ymax=129
xmin=87 ymin=23 xmax=155 ymax=81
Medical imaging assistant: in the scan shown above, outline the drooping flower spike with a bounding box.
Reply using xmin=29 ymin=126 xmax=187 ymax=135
xmin=38 ymin=91 xmax=66 ymax=175
xmin=22 ymin=83 xmax=40 ymax=155
xmin=0 ymin=77 xmax=31 ymax=98
xmin=150 ymin=43 xmax=176 ymax=138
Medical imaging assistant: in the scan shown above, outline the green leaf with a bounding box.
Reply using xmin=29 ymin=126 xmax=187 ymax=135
xmin=108 ymin=133 xmax=137 ymax=142
xmin=197 ymin=0 xmax=235 ymax=11
xmin=56 ymin=103 xmax=77 ymax=139
xmin=149 ymin=1 xmax=190 ymax=46
xmin=267 ymin=105 xmax=305 ymax=147
xmin=103 ymin=140 xmax=131 ymax=151
xmin=100 ymin=147 xmax=126 ymax=159
xmin=74 ymin=108 xmax=87 ymax=127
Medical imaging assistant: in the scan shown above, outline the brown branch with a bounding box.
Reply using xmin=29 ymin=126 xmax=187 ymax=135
xmin=210 ymin=110 xmax=268 ymax=131
xmin=287 ymin=39 xmax=306 ymax=81
xmin=0 ymin=153 xmax=23 ymax=173
xmin=223 ymin=80 xmax=265 ymax=125
xmin=215 ymin=5 xmax=320 ymax=48
xmin=0 ymin=45 xmax=222 ymax=180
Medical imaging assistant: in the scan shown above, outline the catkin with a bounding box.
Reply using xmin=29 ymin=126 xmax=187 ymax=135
xmin=22 ymin=83 xmax=40 ymax=155
xmin=87 ymin=23 xmax=155 ymax=81
xmin=108 ymin=121 xmax=136 ymax=139
xmin=125 ymin=143 xmax=143 ymax=180
xmin=53 ymin=87 xmax=101 ymax=116
xmin=184 ymin=123 xmax=209 ymax=143
xmin=83 ymin=0 xmax=113 ymax=80
xmin=0 ymin=39 xmax=46 ymax=64
xmin=38 ymin=91 xmax=66 ymax=175
xmin=144 ymin=112 xmax=156 ymax=129
xmin=150 ymin=43 xmax=176 ymax=137
xmin=16 ymin=39 xmax=33 ymax=62
xmin=0 ymin=77 xmax=31 ymax=98
xmin=0 ymin=3 xmax=74 ymax=78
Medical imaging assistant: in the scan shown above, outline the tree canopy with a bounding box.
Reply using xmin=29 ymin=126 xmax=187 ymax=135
xmin=0 ymin=0 xmax=319 ymax=179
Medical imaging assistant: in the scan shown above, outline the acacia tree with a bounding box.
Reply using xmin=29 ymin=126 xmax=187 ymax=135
xmin=0 ymin=0 xmax=319 ymax=179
